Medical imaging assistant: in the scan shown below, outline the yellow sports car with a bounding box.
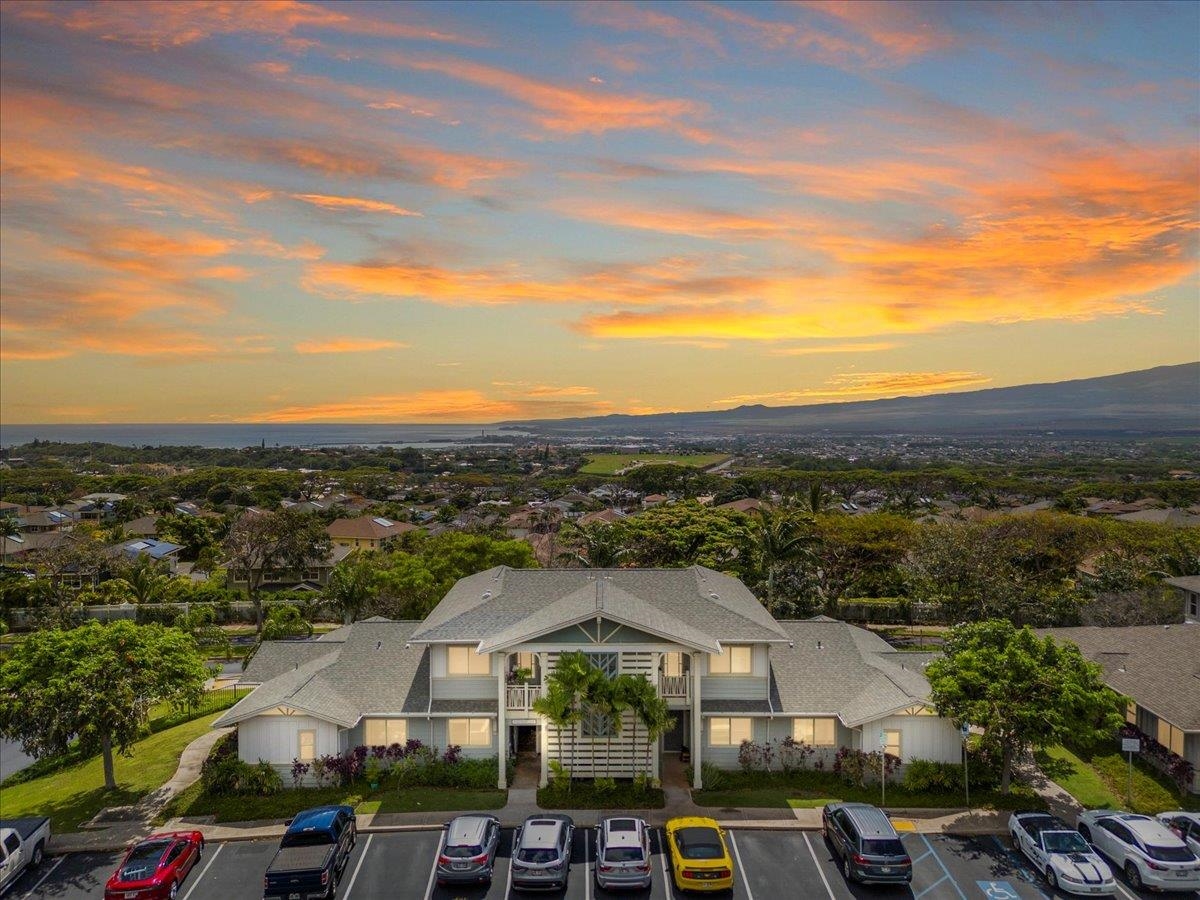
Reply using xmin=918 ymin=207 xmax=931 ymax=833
xmin=664 ymin=816 xmax=735 ymax=892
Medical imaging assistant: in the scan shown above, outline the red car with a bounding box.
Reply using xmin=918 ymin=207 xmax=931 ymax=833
xmin=104 ymin=831 xmax=204 ymax=900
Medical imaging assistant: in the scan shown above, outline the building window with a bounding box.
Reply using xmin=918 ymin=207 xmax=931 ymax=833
xmin=709 ymin=717 xmax=753 ymax=746
xmin=447 ymin=646 xmax=491 ymax=676
xmin=883 ymin=730 xmax=902 ymax=759
xmin=708 ymin=646 xmax=752 ymax=675
xmin=298 ymin=729 xmax=316 ymax=761
xmin=1126 ymin=702 xmax=1137 ymax=725
xmin=1157 ymin=719 xmax=1185 ymax=756
xmin=792 ymin=717 xmax=836 ymax=747
xmin=448 ymin=718 xmax=492 ymax=747
xmin=662 ymin=652 xmax=683 ymax=678
xmin=364 ymin=719 xmax=407 ymax=746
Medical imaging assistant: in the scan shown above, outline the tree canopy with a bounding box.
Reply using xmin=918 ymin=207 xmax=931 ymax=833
xmin=0 ymin=621 xmax=208 ymax=789
xmin=926 ymin=620 xmax=1123 ymax=792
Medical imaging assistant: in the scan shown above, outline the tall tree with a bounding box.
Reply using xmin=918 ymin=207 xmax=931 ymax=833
xmin=323 ymin=550 xmax=378 ymax=624
xmin=113 ymin=554 xmax=172 ymax=604
xmin=0 ymin=518 xmax=18 ymax=568
xmin=751 ymin=509 xmax=817 ymax=616
xmin=223 ymin=509 xmax=330 ymax=633
xmin=0 ymin=622 xmax=207 ymax=790
xmin=557 ymin=523 xmax=630 ymax=568
xmin=925 ymin=620 xmax=1123 ymax=793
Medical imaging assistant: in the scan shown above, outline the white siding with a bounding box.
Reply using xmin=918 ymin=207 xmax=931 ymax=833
xmin=238 ymin=714 xmax=339 ymax=766
xmin=430 ymin=718 xmax=497 ymax=759
xmin=432 ymin=676 xmax=496 ymax=699
xmin=701 ymin=676 xmax=767 ymax=700
xmin=862 ymin=715 xmax=961 ymax=764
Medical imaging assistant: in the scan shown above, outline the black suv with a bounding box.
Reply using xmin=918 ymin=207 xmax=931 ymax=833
xmin=822 ymin=802 xmax=912 ymax=886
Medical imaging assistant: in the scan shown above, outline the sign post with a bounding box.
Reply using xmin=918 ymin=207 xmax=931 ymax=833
xmin=879 ymin=731 xmax=888 ymax=808
xmin=1121 ymin=737 xmax=1139 ymax=805
xmin=960 ymin=722 xmax=972 ymax=809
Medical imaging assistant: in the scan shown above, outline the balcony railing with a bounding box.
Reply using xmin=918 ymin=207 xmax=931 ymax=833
xmin=506 ymin=683 xmax=543 ymax=711
xmin=659 ymin=674 xmax=689 ymax=699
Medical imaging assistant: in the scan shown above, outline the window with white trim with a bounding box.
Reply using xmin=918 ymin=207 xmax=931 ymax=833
xmin=883 ymin=729 xmax=902 ymax=758
xmin=792 ymin=717 xmax=836 ymax=747
xmin=448 ymin=718 xmax=492 ymax=747
xmin=708 ymin=646 xmax=752 ymax=675
xmin=709 ymin=717 xmax=753 ymax=746
xmin=447 ymin=646 xmax=491 ymax=676
xmin=662 ymin=652 xmax=683 ymax=678
xmin=298 ymin=729 xmax=316 ymax=761
xmin=364 ymin=719 xmax=407 ymax=746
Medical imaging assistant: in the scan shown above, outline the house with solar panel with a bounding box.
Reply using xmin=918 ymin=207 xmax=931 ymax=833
xmin=215 ymin=566 xmax=964 ymax=788
xmin=325 ymin=515 xmax=416 ymax=549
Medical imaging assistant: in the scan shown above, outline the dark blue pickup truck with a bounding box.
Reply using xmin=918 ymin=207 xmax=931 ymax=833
xmin=263 ymin=805 xmax=356 ymax=900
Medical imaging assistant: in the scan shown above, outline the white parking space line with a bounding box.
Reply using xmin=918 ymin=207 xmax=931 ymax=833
xmin=180 ymin=843 xmax=222 ymax=900
xmin=423 ymin=832 xmax=444 ymax=900
xmin=726 ymin=831 xmax=754 ymax=900
xmin=584 ymin=827 xmax=592 ymax=900
xmin=17 ymin=855 xmax=63 ymax=900
xmin=505 ymin=839 xmax=514 ymax=899
xmin=1113 ymin=882 xmax=1141 ymax=900
xmin=801 ymin=832 xmax=838 ymax=900
xmin=341 ymin=833 xmax=372 ymax=898
xmin=657 ymin=829 xmax=673 ymax=898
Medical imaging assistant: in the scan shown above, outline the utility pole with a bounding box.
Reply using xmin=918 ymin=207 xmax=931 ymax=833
xmin=961 ymin=721 xmax=971 ymax=809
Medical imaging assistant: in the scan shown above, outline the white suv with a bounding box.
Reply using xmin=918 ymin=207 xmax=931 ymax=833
xmin=1158 ymin=812 xmax=1200 ymax=858
xmin=1077 ymin=811 xmax=1200 ymax=892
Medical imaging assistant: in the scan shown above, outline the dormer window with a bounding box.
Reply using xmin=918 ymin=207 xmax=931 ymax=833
xmin=447 ymin=645 xmax=491 ymax=676
xmin=708 ymin=645 xmax=752 ymax=675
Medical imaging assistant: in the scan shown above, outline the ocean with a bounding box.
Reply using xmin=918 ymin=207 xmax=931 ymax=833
xmin=0 ymin=423 xmax=528 ymax=450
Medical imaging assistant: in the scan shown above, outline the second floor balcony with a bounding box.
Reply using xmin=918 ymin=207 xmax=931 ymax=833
xmin=659 ymin=673 xmax=689 ymax=700
xmin=505 ymin=682 xmax=544 ymax=711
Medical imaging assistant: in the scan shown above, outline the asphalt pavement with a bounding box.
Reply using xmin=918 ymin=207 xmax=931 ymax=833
xmin=6 ymin=829 xmax=1196 ymax=900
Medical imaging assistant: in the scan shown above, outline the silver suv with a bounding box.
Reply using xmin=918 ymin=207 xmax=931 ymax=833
xmin=511 ymin=814 xmax=574 ymax=891
xmin=435 ymin=814 xmax=500 ymax=886
xmin=595 ymin=816 xmax=652 ymax=890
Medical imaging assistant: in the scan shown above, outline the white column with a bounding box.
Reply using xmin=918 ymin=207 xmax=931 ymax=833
xmin=538 ymin=652 xmax=549 ymax=788
xmin=691 ymin=651 xmax=703 ymax=789
xmin=652 ymin=652 xmax=662 ymax=785
xmin=496 ymin=652 xmax=507 ymax=789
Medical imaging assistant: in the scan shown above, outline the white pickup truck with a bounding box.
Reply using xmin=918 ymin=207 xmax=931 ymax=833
xmin=0 ymin=817 xmax=50 ymax=895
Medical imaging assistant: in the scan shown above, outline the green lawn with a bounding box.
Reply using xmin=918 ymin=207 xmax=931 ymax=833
xmin=163 ymin=782 xmax=506 ymax=823
xmin=692 ymin=771 xmax=1043 ymax=811
xmin=579 ymin=453 xmax=730 ymax=476
xmin=1039 ymin=744 xmax=1200 ymax=814
xmin=537 ymin=784 xmax=665 ymax=810
xmin=0 ymin=712 xmax=224 ymax=833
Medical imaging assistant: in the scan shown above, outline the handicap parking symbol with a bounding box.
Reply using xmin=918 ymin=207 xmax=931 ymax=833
xmin=976 ymin=881 xmax=1020 ymax=900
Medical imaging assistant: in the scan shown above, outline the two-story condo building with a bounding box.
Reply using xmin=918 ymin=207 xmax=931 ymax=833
xmin=215 ymin=567 xmax=963 ymax=788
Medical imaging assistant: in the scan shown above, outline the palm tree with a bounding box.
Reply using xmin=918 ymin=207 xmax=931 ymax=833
xmin=533 ymin=651 xmax=595 ymax=789
xmin=600 ymin=677 xmax=631 ymax=779
xmin=801 ymin=481 xmax=832 ymax=515
xmin=557 ymin=523 xmax=630 ymax=568
xmin=0 ymin=518 xmax=19 ymax=569
xmin=750 ymin=509 xmax=817 ymax=615
xmin=117 ymin=555 xmax=171 ymax=604
xmin=532 ymin=681 xmax=576 ymax=789
xmin=619 ymin=674 xmax=662 ymax=779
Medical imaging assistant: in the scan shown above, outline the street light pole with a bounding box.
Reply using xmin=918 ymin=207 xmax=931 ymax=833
xmin=960 ymin=721 xmax=971 ymax=810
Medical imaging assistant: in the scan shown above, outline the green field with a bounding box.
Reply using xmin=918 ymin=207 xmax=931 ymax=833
xmin=580 ymin=453 xmax=730 ymax=476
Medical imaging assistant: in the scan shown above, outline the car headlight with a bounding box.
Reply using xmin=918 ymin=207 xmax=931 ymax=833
xmin=1059 ymin=870 xmax=1081 ymax=883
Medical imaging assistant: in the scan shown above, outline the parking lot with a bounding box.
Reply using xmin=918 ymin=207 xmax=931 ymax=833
xmin=8 ymin=828 xmax=1197 ymax=900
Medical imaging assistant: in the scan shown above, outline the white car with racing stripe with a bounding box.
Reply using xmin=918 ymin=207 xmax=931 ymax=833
xmin=1009 ymin=811 xmax=1116 ymax=895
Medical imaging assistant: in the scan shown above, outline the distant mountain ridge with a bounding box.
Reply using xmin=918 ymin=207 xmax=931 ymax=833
xmin=504 ymin=363 xmax=1200 ymax=436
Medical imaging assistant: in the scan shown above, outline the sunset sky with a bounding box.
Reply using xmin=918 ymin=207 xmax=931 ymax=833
xmin=2 ymin=0 xmax=1197 ymax=424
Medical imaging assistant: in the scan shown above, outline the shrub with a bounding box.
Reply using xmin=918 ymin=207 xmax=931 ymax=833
xmin=593 ymin=777 xmax=617 ymax=795
xmin=778 ymin=736 xmax=816 ymax=774
xmin=902 ymin=759 xmax=963 ymax=792
xmin=201 ymin=735 xmax=281 ymax=796
xmin=833 ymin=747 xmax=901 ymax=787
xmin=549 ymin=759 xmax=571 ymax=791
xmin=290 ymin=759 xmax=310 ymax=788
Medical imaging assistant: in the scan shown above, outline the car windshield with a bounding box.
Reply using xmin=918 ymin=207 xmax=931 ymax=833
xmin=120 ymin=841 xmax=170 ymax=881
xmin=1044 ymin=832 xmax=1090 ymax=853
xmin=604 ymin=847 xmax=645 ymax=863
xmin=1145 ymin=844 xmax=1195 ymax=862
xmin=862 ymin=839 xmax=906 ymax=856
xmin=444 ymin=844 xmax=483 ymax=859
xmin=516 ymin=847 xmax=559 ymax=864
xmin=281 ymin=832 xmax=333 ymax=848
xmin=676 ymin=828 xmax=724 ymax=860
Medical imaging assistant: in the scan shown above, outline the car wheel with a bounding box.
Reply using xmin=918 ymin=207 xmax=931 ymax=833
xmin=1045 ymin=867 xmax=1057 ymax=889
xmin=1078 ymin=824 xmax=1092 ymax=843
xmin=31 ymin=842 xmax=44 ymax=867
xmin=843 ymin=855 xmax=855 ymax=883
xmin=1125 ymin=861 xmax=1143 ymax=890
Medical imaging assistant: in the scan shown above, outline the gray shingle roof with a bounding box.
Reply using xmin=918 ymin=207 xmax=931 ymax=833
xmin=215 ymin=620 xmax=429 ymax=728
xmin=759 ymin=620 xmax=935 ymax=726
xmin=240 ymin=641 xmax=342 ymax=684
xmin=414 ymin=566 xmax=790 ymax=648
xmin=1038 ymin=625 xmax=1200 ymax=731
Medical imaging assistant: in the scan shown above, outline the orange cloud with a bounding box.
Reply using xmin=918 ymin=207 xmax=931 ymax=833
xmin=555 ymin=200 xmax=809 ymax=241
xmin=713 ymin=371 xmax=991 ymax=405
xmin=768 ymin=342 xmax=899 ymax=356
xmin=390 ymin=54 xmax=710 ymax=140
xmin=243 ymin=390 xmax=618 ymax=423
xmin=289 ymin=193 xmax=422 ymax=217
xmin=14 ymin=0 xmax=488 ymax=49
xmin=294 ymin=338 xmax=408 ymax=354
xmin=578 ymin=3 xmax=723 ymax=53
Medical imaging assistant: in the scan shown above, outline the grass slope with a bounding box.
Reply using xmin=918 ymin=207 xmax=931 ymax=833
xmin=1039 ymin=745 xmax=1200 ymax=814
xmin=579 ymin=453 xmax=729 ymax=476
xmin=0 ymin=713 xmax=223 ymax=833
